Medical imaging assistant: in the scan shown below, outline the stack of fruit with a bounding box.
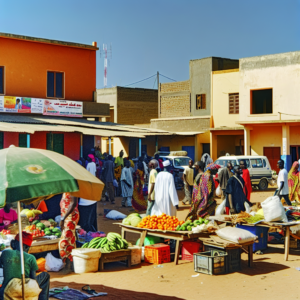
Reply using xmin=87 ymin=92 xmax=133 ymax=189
xmin=176 ymin=218 xmax=209 ymax=231
xmin=137 ymin=213 xmax=185 ymax=231
xmin=81 ymin=232 xmax=129 ymax=253
xmin=20 ymin=209 xmax=43 ymax=222
xmin=0 ymin=229 xmax=11 ymax=235
xmin=24 ymin=220 xmax=61 ymax=238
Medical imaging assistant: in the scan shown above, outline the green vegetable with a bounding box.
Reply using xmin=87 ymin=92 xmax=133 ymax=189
xmin=52 ymin=228 xmax=60 ymax=233
xmin=32 ymin=220 xmax=40 ymax=225
xmin=175 ymin=225 xmax=181 ymax=231
xmin=204 ymin=219 xmax=209 ymax=225
xmin=198 ymin=218 xmax=204 ymax=224
xmin=244 ymin=215 xmax=264 ymax=224
xmin=187 ymin=226 xmax=192 ymax=231
xmin=122 ymin=217 xmax=131 ymax=225
xmin=130 ymin=216 xmax=142 ymax=227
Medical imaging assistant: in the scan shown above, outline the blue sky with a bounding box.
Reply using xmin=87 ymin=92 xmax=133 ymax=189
xmin=1 ymin=0 xmax=300 ymax=89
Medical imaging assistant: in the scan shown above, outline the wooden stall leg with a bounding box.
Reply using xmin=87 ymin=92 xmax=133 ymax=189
xmin=174 ymin=240 xmax=181 ymax=265
xmin=248 ymin=245 xmax=253 ymax=267
xmin=284 ymin=226 xmax=290 ymax=261
xmin=99 ymin=258 xmax=104 ymax=271
xmin=121 ymin=227 xmax=126 ymax=239
xmin=138 ymin=230 xmax=147 ymax=247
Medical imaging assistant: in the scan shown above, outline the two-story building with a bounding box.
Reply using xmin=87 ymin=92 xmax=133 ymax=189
xmin=0 ymin=32 xmax=112 ymax=159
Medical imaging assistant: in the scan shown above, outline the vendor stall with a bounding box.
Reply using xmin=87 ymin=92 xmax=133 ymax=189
xmin=115 ymin=223 xmax=210 ymax=265
xmin=28 ymin=238 xmax=59 ymax=254
xmin=210 ymin=215 xmax=300 ymax=261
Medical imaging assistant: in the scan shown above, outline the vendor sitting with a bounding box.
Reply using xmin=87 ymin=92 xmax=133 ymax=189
xmin=0 ymin=232 xmax=50 ymax=300
xmin=0 ymin=204 xmax=17 ymax=231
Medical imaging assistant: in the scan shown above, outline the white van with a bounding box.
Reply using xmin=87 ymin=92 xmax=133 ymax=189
xmin=215 ymin=155 xmax=272 ymax=190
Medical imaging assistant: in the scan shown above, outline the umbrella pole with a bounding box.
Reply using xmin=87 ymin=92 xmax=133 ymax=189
xmin=17 ymin=202 xmax=26 ymax=300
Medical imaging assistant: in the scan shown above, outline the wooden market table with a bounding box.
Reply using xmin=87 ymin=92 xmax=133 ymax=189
xmin=28 ymin=238 xmax=59 ymax=254
xmin=209 ymin=216 xmax=300 ymax=261
xmin=115 ymin=223 xmax=210 ymax=265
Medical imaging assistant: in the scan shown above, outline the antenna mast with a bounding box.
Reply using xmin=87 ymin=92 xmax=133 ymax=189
xmin=100 ymin=44 xmax=112 ymax=88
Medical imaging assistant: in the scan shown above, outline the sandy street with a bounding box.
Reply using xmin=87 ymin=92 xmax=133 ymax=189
xmin=49 ymin=188 xmax=300 ymax=300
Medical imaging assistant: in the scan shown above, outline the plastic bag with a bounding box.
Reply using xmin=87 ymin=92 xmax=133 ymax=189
xmin=4 ymin=278 xmax=41 ymax=300
xmin=113 ymin=179 xmax=118 ymax=188
xmin=105 ymin=210 xmax=127 ymax=220
xmin=261 ymin=196 xmax=288 ymax=222
xmin=36 ymin=258 xmax=46 ymax=272
xmin=45 ymin=253 xmax=64 ymax=272
xmin=215 ymin=200 xmax=226 ymax=216
xmin=216 ymin=186 xmax=222 ymax=197
xmin=244 ymin=201 xmax=251 ymax=213
xmin=216 ymin=227 xmax=257 ymax=244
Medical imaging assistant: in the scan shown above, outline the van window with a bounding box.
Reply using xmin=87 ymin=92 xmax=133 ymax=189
xmin=250 ymin=158 xmax=263 ymax=168
xmin=238 ymin=159 xmax=250 ymax=168
xmin=263 ymin=159 xmax=267 ymax=167
xmin=215 ymin=159 xmax=237 ymax=167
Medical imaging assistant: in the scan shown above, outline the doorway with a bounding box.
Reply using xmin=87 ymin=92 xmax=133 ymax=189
xmin=83 ymin=135 xmax=94 ymax=159
xmin=203 ymin=143 xmax=210 ymax=155
xmin=182 ymin=146 xmax=195 ymax=161
xmin=263 ymin=147 xmax=281 ymax=173
xmin=290 ymin=146 xmax=300 ymax=163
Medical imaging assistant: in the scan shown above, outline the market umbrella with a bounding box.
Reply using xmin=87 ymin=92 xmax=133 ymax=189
xmin=0 ymin=146 xmax=104 ymax=299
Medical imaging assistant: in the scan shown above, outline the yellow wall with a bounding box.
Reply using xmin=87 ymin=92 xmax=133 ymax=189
xmin=217 ymin=135 xmax=244 ymax=157
xmin=212 ymin=70 xmax=241 ymax=128
xmin=290 ymin=126 xmax=300 ymax=145
xmin=250 ymin=125 xmax=282 ymax=155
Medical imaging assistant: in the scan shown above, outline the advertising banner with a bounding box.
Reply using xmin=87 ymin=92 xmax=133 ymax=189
xmin=43 ymin=99 xmax=83 ymax=117
xmin=0 ymin=96 xmax=82 ymax=117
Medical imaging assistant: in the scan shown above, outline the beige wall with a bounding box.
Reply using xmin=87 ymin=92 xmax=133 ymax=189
xmin=239 ymin=52 xmax=300 ymax=122
xmin=160 ymin=80 xmax=190 ymax=118
xmin=96 ymin=87 xmax=118 ymax=122
xmin=212 ymin=70 xmax=241 ymax=128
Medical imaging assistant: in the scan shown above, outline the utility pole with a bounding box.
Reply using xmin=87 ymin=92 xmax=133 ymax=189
xmin=157 ymin=71 xmax=160 ymax=118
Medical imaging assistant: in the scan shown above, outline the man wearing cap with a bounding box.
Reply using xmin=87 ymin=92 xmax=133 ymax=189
xmin=151 ymin=160 xmax=179 ymax=216
xmin=0 ymin=232 xmax=50 ymax=300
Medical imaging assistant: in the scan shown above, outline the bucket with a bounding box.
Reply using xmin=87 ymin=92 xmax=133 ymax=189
xmin=71 ymin=248 xmax=101 ymax=273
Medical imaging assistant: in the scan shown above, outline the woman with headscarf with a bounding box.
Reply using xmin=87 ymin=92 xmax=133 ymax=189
xmin=201 ymin=153 xmax=213 ymax=168
xmin=288 ymin=161 xmax=300 ymax=202
xmin=186 ymin=162 xmax=221 ymax=221
xmin=131 ymin=157 xmax=147 ymax=211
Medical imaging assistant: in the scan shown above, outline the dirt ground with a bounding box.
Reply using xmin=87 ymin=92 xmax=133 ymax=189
xmin=49 ymin=188 xmax=300 ymax=300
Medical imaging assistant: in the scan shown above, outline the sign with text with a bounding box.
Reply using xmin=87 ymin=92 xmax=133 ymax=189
xmin=43 ymin=99 xmax=83 ymax=117
xmin=0 ymin=96 xmax=82 ymax=117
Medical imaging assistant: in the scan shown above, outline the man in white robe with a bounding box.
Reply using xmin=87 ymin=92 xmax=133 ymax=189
xmin=151 ymin=160 xmax=179 ymax=216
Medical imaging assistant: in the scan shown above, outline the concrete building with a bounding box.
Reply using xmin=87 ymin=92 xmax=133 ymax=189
xmin=0 ymin=32 xmax=110 ymax=159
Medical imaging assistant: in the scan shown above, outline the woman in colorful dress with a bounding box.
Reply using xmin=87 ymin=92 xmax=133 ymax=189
xmin=288 ymin=161 xmax=300 ymax=203
xmin=132 ymin=158 xmax=147 ymax=212
xmin=59 ymin=193 xmax=79 ymax=273
xmin=186 ymin=162 xmax=221 ymax=221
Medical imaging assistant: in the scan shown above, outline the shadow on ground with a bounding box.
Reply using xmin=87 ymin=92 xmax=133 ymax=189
xmin=50 ymin=281 xmax=184 ymax=300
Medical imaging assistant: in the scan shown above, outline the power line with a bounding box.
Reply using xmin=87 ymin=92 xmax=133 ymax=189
xmin=124 ymin=74 xmax=156 ymax=87
xmin=159 ymin=73 xmax=177 ymax=82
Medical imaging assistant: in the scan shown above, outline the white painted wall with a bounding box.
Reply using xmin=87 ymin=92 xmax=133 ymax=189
xmin=239 ymin=57 xmax=300 ymax=122
xmin=96 ymin=87 xmax=118 ymax=122
xmin=212 ymin=71 xmax=241 ymax=128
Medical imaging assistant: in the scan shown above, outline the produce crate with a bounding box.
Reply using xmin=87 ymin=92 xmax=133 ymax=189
xmin=236 ymin=224 xmax=269 ymax=252
xmin=204 ymin=245 xmax=241 ymax=273
xmin=181 ymin=241 xmax=203 ymax=261
xmin=194 ymin=251 xmax=227 ymax=275
xmin=144 ymin=243 xmax=170 ymax=264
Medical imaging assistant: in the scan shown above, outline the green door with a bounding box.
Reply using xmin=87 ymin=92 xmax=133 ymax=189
xmin=19 ymin=133 xmax=27 ymax=148
xmin=47 ymin=133 xmax=64 ymax=154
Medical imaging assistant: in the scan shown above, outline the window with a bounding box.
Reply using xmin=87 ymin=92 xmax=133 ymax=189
xmin=251 ymin=89 xmax=272 ymax=114
xmin=47 ymin=71 xmax=64 ymax=98
xmin=196 ymin=94 xmax=206 ymax=110
xmin=19 ymin=134 xmax=27 ymax=148
xmin=0 ymin=67 xmax=4 ymax=94
xmin=229 ymin=93 xmax=239 ymax=114
xmin=238 ymin=159 xmax=250 ymax=168
xmin=250 ymin=158 xmax=263 ymax=168
xmin=174 ymin=158 xmax=190 ymax=167
xmin=215 ymin=159 xmax=238 ymax=168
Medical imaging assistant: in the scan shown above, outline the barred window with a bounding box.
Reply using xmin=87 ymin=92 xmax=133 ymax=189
xmin=229 ymin=93 xmax=239 ymax=114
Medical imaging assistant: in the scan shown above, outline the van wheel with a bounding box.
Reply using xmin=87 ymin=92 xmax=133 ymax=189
xmin=258 ymin=179 xmax=268 ymax=190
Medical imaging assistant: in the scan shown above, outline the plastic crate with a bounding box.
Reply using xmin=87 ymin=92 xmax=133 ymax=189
xmin=144 ymin=243 xmax=170 ymax=264
xmin=181 ymin=241 xmax=203 ymax=261
xmin=236 ymin=224 xmax=269 ymax=252
xmin=204 ymin=245 xmax=241 ymax=273
xmin=194 ymin=251 xmax=227 ymax=275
